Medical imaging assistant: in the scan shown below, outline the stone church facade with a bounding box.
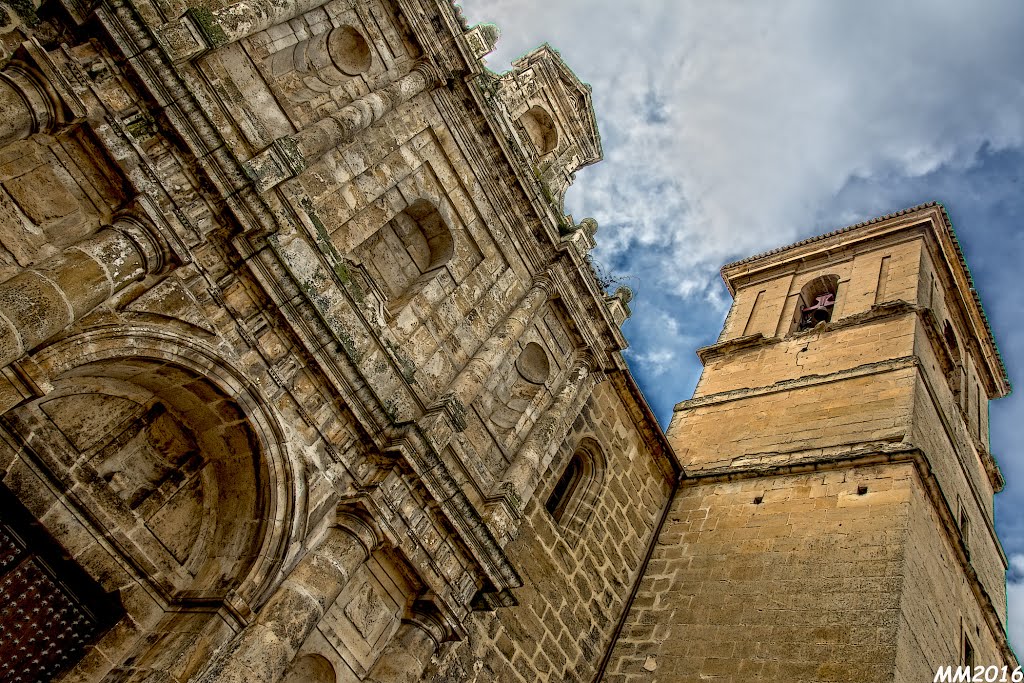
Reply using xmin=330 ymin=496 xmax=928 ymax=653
xmin=0 ymin=0 xmax=1013 ymax=681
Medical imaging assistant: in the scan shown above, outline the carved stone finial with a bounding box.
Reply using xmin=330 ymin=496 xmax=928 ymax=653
xmin=465 ymin=22 xmax=501 ymax=59
xmin=578 ymin=217 xmax=598 ymax=237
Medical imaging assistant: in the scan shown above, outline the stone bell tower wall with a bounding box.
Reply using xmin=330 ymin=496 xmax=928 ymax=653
xmin=604 ymin=463 xmax=916 ymax=682
xmin=600 ymin=205 xmax=1016 ymax=682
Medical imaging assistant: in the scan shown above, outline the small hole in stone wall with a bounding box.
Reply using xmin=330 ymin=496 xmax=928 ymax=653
xmin=753 ymin=495 xmax=763 ymax=505
xmin=857 ymin=485 xmax=868 ymax=496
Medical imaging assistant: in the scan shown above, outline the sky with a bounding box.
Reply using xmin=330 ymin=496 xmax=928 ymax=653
xmin=461 ymin=0 xmax=1024 ymax=657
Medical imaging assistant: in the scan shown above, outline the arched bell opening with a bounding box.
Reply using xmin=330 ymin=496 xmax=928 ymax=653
xmin=794 ymin=274 xmax=840 ymax=331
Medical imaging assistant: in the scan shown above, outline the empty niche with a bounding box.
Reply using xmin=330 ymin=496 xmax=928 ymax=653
xmin=350 ymin=199 xmax=454 ymax=314
xmin=283 ymin=653 xmax=336 ymax=683
xmin=268 ymin=24 xmax=372 ymax=100
xmin=794 ymin=274 xmax=839 ymax=331
xmin=518 ymin=105 xmax=558 ymax=155
xmin=488 ymin=342 xmax=550 ymax=439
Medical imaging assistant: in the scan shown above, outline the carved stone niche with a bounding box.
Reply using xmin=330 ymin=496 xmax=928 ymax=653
xmin=518 ymin=105 xmax=558 ymax=156
xmin=488 ymin=341 xmax=551 ymax=437
xmin=4 ymin=358 xmax=271 ymax=603
xmin=350 ymin=199 xmax=455 ymax=317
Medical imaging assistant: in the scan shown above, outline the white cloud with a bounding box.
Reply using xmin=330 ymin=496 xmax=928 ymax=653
xmin=464 ymin=0 xmax=1024 ymax=297
xmin=1010 ymin=555 xmax=1024 ymax=655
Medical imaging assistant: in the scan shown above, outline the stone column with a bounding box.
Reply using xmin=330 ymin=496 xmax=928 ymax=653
xmin=446 ymin=273 xmax=553 ymax=412
xmin=244 ymin=62 xmax=441 ymax=192
xmin=0 ymin=216 xmax=165 ymax=370
xmin=197 ymin=515 xmax=379 ymax=683
xmin=501 ymin=354 xmax=594 ymax=506
xmin=363 ymin=604 xmax=450 ymax=683
xmin=0 ymin=40 xmax=84 ymax=149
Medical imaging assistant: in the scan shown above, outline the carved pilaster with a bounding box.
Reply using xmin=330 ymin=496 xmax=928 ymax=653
xmin=159 ymin=0 xmax=336 ymax=62
xmin=195 ymin=510 xmax=381 ymax=683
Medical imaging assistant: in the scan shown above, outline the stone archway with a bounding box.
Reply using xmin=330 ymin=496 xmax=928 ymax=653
xmin=0 ymin=327 xmax=303 ymax=680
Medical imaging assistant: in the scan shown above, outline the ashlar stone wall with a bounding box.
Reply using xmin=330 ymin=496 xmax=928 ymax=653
xmin=605 ymin=464 xmax=916 ymax=683
xmin=431 ymin=378 xmax=675 ymax=683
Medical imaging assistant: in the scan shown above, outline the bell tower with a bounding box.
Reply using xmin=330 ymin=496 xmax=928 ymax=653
xmin=603 ymin=203 xmax=1016 ymax=681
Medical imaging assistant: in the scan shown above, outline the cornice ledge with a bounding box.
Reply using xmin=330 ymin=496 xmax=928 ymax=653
xmin=675 ymin=356 xmax=920 ymax=412
xmin=696 ymin=332 xmax=767 ymax=364
xmin=384 ymin=421 xmax=522 ymax=593
xmin=680 ymin=441 xmax=918 ymax=482
xmin=698 ymin=301 xmax=916 ymax=365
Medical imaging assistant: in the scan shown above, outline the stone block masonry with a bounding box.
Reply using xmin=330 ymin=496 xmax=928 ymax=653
xmin=0 ymin=0 xmax=1011 ymax=679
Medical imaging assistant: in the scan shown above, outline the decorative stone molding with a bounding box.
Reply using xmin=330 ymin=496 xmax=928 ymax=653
xmin=158 ymin=0 xmax=334 ymax=62
xmin=244 ymin=61 xmax=443 ymax=192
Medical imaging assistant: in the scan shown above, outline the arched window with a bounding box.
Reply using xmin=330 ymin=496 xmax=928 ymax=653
xmin=794 ymin=274 xmax=840 ymax=331
xmin=518 ymin=106 xmax=558 ymax=155
xmin=545 ymin=438 xmax=605 ymax=543
xmin=351 ymin=199 xmax=454 ymax=313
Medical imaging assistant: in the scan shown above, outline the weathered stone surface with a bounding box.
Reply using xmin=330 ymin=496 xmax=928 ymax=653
xmin=0 ymin=3 xmax=1009 ymax=683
